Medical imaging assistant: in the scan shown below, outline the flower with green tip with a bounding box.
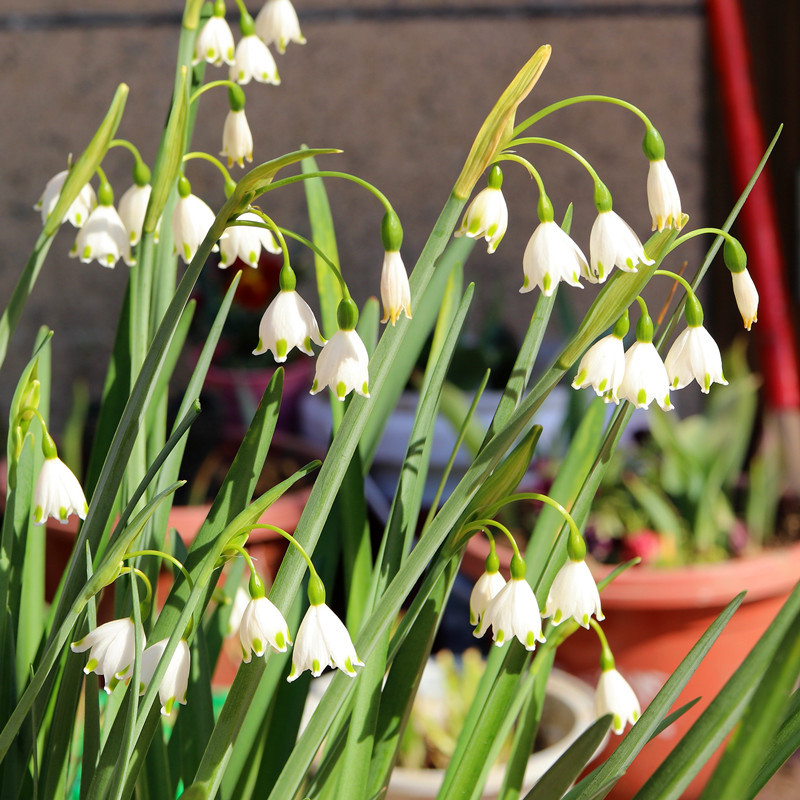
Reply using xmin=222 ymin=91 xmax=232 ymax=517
xmin=70 ymin=203 xmax=134 ymax=268
xmin=571 ymin=333 xmax=626 ymax=404
xmin=618 ymin=341 xmax=673 ymax=410
xmin=193 ymin=13 xmax=235 ymax=66
xmin=287 ymin=603 xmax=363 ymax=681
xmin=221 ymin=109 xmax=254 ymax=169
xmin=647 ymin=159 xmax=683 ymax=232
xmin=35 ymin=169 xmax=96 ymax=228
xmin=454 ymin=185 xmax=508 ymax=255
xmin=33 ymin=456 xmax=88 ymax=526
xmin=520 ymin=220 xmax=586 ymax=297
xmin=731 ymin=268 xmax=759 ymax=331
xmin=469 ymin=569 xmax=506 ymax=626
xmin=380 ymin=250 xmax=412 ymax=325
xmin=139 ymin=638 xmax=191 ymax=717
xmin=71 ymin=617 xmax=143 ymax=693
xmin=588 ymin=210 xmax=653 ymax=283
xmin=239 ymin=595 xmax=292 ymax=662
xmin=118 ymin=183 xmax=155 ymax=247
xmin=255 ymin=0 xmax=306 ymax=53
xmin=172 ymin=191 xmax=221 ymax=265
xmin=311 ymin=329 xmax=371 ymax=400
xmin=665 ymin=325 xmax=727 ymax=393
xmin=473 ymin=577 xmax=545 ymax=651
xmin=230 ymin=34 xmax=281 ymax=85
xmin=220 ymin=211 xmax=280 ymax=268
xmin=543 ymin=559 xmax=603 ymax=628
xmin=595 ymin=667 xmax=641 ymax=735
xmin=253 ymin=289 xmax=324 ymax=362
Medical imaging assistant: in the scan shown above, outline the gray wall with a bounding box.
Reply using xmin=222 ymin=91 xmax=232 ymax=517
xmin=0 ymin=1 xmax=707 ymax=431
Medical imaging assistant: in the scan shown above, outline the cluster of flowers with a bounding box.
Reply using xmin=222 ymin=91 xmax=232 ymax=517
xmin=70 ymin=568 xmax=362 ymax=716
xmin=470 ymin=536 xmax=639 ymax=735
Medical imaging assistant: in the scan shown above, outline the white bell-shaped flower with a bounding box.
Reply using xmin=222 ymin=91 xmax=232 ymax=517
xmin=618 ymin=341 xmax=673 ymax=411
xmin=226 ymin=586 xmax=251 ymax=637
xmin=71 ymin=617 xmax=143 ymax=693
xmin=589 ymin=209 xmax=654 ymax=283
xmin=380 ymin=251 xmax=412 ymax=325
xmin=221 ymin=109 xmax=254 ymax=169
xmin=36 ymin=169 xmax=97 ymax=228
xmin=647 ymin=159 xmax=683 ymax=232
xmin=255 ymin=0 xmax=306 ymax=53
xmin=230 ymin=34 xmax=281 ymax=84
xmin=455 ymin=186 xmax=508 ymax=255
xmin=140 ymin=638 xmax=191 ymax=717
xmin=287 ymin=602 xmax=363 ymax=681
xmin=665 ymin=325 xmax=727 ymax=393
xmin=118 ymin=183 xmax=153 ymax=246
xmin=239 ymin=595 xmax=292 ymax=662
xmin=33 ymin=456 xmax=88 ymax=525
xmin=543 ymin=559 xmax=604 ymax=628
xmin=572 ymin=333 xmax=627 ymax=404
xmin=220 ymin=211 xmax=280 ymax=268
xmin=193 ymin=12 xmax=235 ymax=66
xmin=469 ymin=569 xmax=506 ymax=626
xmin=253 ymin=289 xmax=325 ymax=362
xmin=311 ymin=329 xmax=371 ymax=401
xmin=70 ymin=203 xmax=134 ymax=268
xmin=595 ymin=667 xmax=641 ymax=735
xmin=172 ymin=189 xmax=220 ymax=265
xmin=731 ymin=268 xmax=759 ymax=331
xmin=473 ymin=577 xmax=545 ymax=651
xmin=520 ymin=220 xmax=586 ymax=296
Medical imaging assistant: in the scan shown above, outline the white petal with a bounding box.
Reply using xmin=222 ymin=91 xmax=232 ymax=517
xmin=454 ymin=187 xmax=508 ymax=254
xmin=253 ymin=290 xmax=324 ymax=361
xmin=572 ymin=334 xmax=626 ymax=404
xmin=311 ymin=330 xmax=370 ymax=400
xmin=255 ymin=0 xmax=306 ymax=53
xmin=647 ymin=159 xmax=683 ymax=232
xmin=520 ymin=220 xmax=586 ymax=296
xmin=543 ymin=560 xmax=603 ymax=628
xmin=380 ymin=250 xmax=412 ymax=324
xmin=595 ymin=669 xmax=640 ymax=734
xmin=230 ymin=35 xmax=280 ymax=85
xmin=33 ymin=457 xmax=88 ymax=525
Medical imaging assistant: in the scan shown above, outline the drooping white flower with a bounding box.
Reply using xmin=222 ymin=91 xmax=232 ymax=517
xmin=221 ymin=109 xmax=254 ymax=169
xmin=70 ymin=204 xmax=134 ymax=268
xmin=35 ymin=169 xmax=97 ymax=228
xmin=595 ymin=668 xmax=641 ymax=735
xmin=380 ymin=251 xmax=412 ymax=325
xmin=287 ymin=603 xmax=363 ymax=681
xmin=520 ymin=220 xmax=586 ymax=296
xmin=193 ymin=13 xmax=235 ymax=66
xmin=33 ymin=456 xmax=88 ymax=525
xmin=473 ymin=577 xmax=545 ymax=651
xmin=731 ymin=268 xmax=759 ymax=331
xmin=239 ymin=595 xmax=292 ymax=662
xmin=572 ymin=334 xmax=626 ymax=404
xmin=543 ymin=559 xmax=604 ymax=629
xmin=589 ymin=210 xmax=654 ymax=283
xmin=455 ymin=186 xmax=508 ymax=255
xmin=117 ymin=183 xmax=153 ymax=246
xmin=255 ymin=0 xmax=306 ymax=53
xmin=139 ymin=638 xmax=191 ymax=717
xmin=230 ymin=34 xmax=281 ymax=84
xmin=311 ymin=329 xmax=371 ymax=400
xmin=226 ymin=586 xmax=251 ymax=636
xmin=71 ymin=617 xmax=143 ymax=692
xmin=647 ymin=159 xmax=683 ymax=232
xmin=618 ymin=341 xmax=673 ymax=411
xmin=172 ymin=191 xmax=219 ymax=265
xmin=665 ymin=325 xmax=727 ymax=393
xmin=469 ymin=570 xmax=506 ymax=626
xmin=253 ymin=289 xmax=325 ymax=362
xmin=220 ymin=211 xmax=280 ymax=268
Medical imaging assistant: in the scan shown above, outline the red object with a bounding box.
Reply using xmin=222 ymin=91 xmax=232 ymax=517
xmin=707 ymin=0 xmax=800 ymax=410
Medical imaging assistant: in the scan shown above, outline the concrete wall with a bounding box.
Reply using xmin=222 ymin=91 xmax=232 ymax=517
xmin=0 ymin=1 xmax=707 ymax=431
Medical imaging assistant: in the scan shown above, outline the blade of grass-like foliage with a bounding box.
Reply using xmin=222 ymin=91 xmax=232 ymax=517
xmin=692 ymin=594 xmax=800 ymax=800
xmin=80 ymin=548 xmax=100 ymax=800
xmin=522 ymin=715 xmax=613 ymax=800
xmin=745 ymin=687 xmax=800 ymax=797
xmin=563 ymin=592 xmax=746 ymax=800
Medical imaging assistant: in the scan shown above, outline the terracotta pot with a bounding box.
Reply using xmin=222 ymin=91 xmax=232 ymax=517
xmin=553 ymin=542 xmax=800 ymax=799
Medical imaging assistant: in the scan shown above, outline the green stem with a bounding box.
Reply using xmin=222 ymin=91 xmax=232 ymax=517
xmin=263 ymin=170 xmax=394 ymax=214
xmin=237 ymin=524 xmax=321 ymax=582
xmin=495 ymin=153 xmax=547 ymax=197
xmin=465 ymin=519 xmax=522 ymax=561
xmin=513 ymin=94 xmax=651 ymax=137
xmin=277 ymin=226 xmax=350 ymax=297
xmin=124 ymin=549 xmax=194 ymax=593
xmin=189 ymin=78 xmax=241 ymax=105
xmin=117 ymin=566 xmax=153 ymax=609
xmin=666 ymin=226 xmax=740 ymax=255
xmin=589 ymin=617 xmax=615 ymax=669
xmin=507 ymin=137 xmax=602 ymax=186
xmin=482 ymin=492 xmax=583 ymax=543
xmin=183 ymin=151 xmax=235 ymax=189
xmin=108 ymin=138 xmax=146 ymax=164
xmin=244 ymin=208 xmax=291 ymax=271
xmin=653 ymin=269 xmax=696 ymax=298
